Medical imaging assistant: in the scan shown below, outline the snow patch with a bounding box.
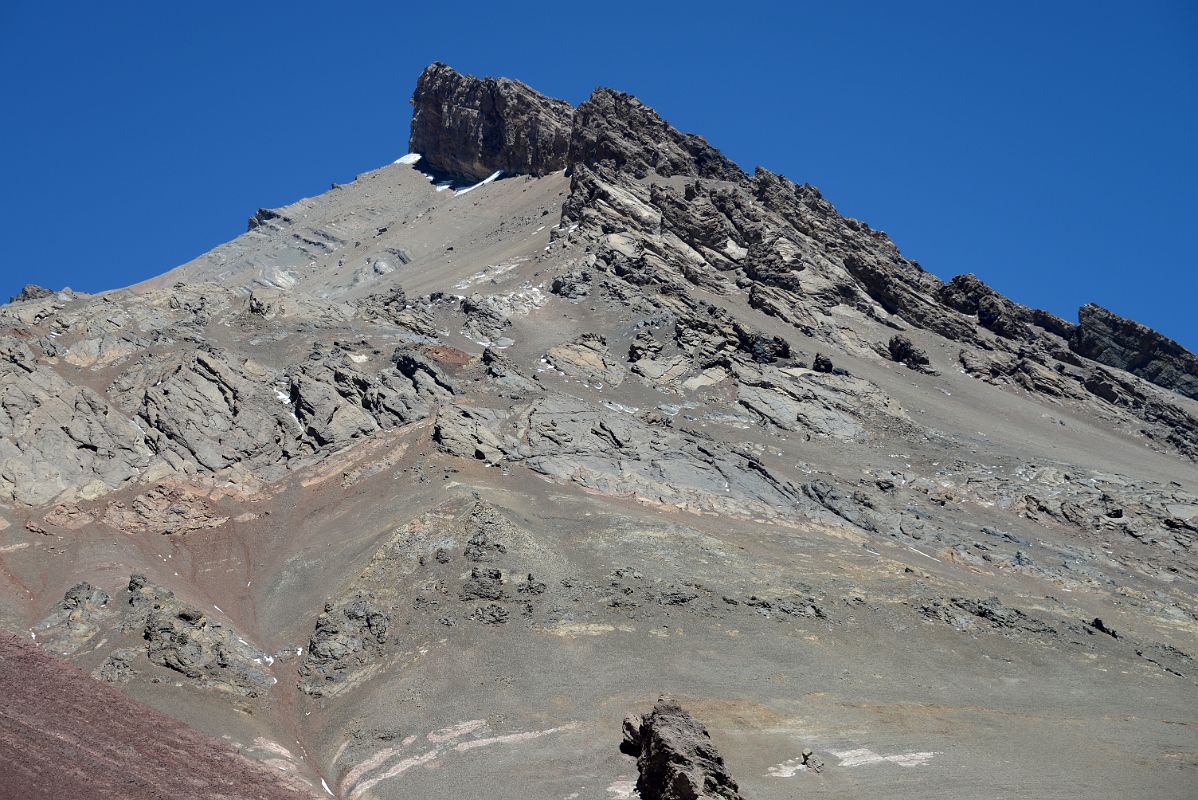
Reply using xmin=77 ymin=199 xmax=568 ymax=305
xmin=454 ymin=262 xmax=520 ymax=291
xmin=394 ymin=153 xmax=422 ymax=165
xmin=767 ymin=757 xmax=808 ymax=777
xmin=455 ymin=170 xmax=503 ymax=196
xmin=828 ymin=748 xmax=939 ymax=768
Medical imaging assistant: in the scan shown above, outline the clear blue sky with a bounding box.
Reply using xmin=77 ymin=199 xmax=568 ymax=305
xmin=2 ymin=2 xmax=1195 ymax=348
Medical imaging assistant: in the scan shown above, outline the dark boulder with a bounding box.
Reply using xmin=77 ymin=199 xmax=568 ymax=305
xmin=888 ymin=335 xmax=930 ymax=368
xmin=622 ymin=698 xmax=743 ymax=800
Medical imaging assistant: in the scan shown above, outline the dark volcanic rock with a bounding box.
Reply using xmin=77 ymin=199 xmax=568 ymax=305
xmin=31 ymin=582 xmax=111 ymax=653
xmin=623 ymin=698 xmax=743 ymax=800
xmin=888 ymin=335 xmax=930 ymax=368
xmin=300 ymin=593 xmax=390 ymax=694
xmin=134 ymin=578 xmax=275 ymax=696
xmin=1070 ymin=303 xmax=1198 ymax=400
xmin=568 ymin=88 xmax=744 ymax=181
xmin=409 ymin=62 xmax=573 ymax=182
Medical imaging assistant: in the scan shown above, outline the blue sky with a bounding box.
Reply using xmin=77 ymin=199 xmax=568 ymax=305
xmin=2 ymin=2 xmax=1195 ymax=348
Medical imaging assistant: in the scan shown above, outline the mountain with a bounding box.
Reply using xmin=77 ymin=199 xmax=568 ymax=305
xmin=1 ymin=62 xmax=1195 ymax=799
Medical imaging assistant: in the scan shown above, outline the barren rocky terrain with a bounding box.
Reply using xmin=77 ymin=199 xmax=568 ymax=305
xmin=1 ymin=63 xmax=1196 ymax=798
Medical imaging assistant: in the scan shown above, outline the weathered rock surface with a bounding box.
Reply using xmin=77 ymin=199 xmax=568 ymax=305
xmin=623 ymin=698 xmax=743 ymax=800
xmin=7 ymin=284 xmax=55 ymax=303
xmin=568 ymin=88 xmax=744 ymax=181
xmin=409 ymin=62 xmax=573 ymax=181
xmin=0 ymin=341 xmax=154 ymax=505
xmin=32 ymin=582 xmax=111 ymax=653
xmin=130 ymin=576 xmax=274 ymax=696
xmin=1070 ymin=303 xmax=1198 ymax=400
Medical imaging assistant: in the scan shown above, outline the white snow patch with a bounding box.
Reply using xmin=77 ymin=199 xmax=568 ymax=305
xmin=828 ymin=748 xmax=939 ymax=768
xmin=454 ymin=262 xmax=519 ymax=290
xmin=603 ymin=402 xmax=639 ymax=415
xmin=394 ymin=153 xmax=422 ymax=165
xmin=321 ymin=777 xmax=335 ymax=795
xmin=213 ymin=604 xmax=222 ymax=612
xmin=767 ymin=757 xmax=808 ymax=777
xmin=455 ymin=170 xmax=503 ymax=196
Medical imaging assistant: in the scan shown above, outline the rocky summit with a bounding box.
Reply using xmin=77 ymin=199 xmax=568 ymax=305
xmin=1 ymin=63 xmax=1196 ymax=799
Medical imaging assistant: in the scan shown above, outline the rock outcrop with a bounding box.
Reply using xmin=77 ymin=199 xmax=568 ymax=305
xmin=129 ymin=576 xmax=275 ymax=696
xmin=7 ymin=284 xmax=55 ymax=303
xmin=32 ymin=582 xmax=111 ymax=654
xmin=568 ymin=88 xmax=744 ymax=181
xmin=622 ymin=698 xmax=743 ymax=800
xmin=1070 ymin=303 xmax=1198 ymax=400
xmin=409 ymin=62 xmax=573 ymax=181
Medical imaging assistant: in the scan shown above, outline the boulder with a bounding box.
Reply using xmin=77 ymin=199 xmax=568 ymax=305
xmin=622 ymin=698 xmax=743 ymax=800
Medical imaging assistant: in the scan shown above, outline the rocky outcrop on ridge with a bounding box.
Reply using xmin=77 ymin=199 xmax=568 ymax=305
xmin=567 ymin=88 xmax=744 ymax=181
xmin=409 ymin=62 xmax=573 ymax=181
xmin=0 ymin=340 xmax=154 ymax=506
xmin=7 ymin=284 xmax=55 ymax=303
xmin=1070 ymin=303 xmax=1198 ymax=400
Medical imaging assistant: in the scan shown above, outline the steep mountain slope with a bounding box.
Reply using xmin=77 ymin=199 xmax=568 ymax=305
xmin=1 ymin=63 xmax=1196 ymax=799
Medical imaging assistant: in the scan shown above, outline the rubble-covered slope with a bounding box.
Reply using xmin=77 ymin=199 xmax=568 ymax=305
xmin=1 ymin=62 xmax=1196 ymax=800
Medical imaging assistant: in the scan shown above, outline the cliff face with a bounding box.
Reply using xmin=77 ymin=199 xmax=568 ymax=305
xmin=1070 ymin=303 xmax=1198 ymax=400
xmin=408 ymin=62 xmax=573 ymax=181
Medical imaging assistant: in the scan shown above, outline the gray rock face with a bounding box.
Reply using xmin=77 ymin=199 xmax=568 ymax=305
xmin=132 ymin=348 xmax=302 ymax=474
xmin=624 ymin=698 xmax=743 ymax=800
xmin=409 ymin=62 xmax=573 ymax=181
xmin=93 ymin=647 xmax=139 ymax=684
xmin=1070 ymin=303 xmax=1198 ymax=400
xmin=887 ymin=334 xmax=930 ymax=368
xmin=0 ymin=341 xmax=154 ymax=505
